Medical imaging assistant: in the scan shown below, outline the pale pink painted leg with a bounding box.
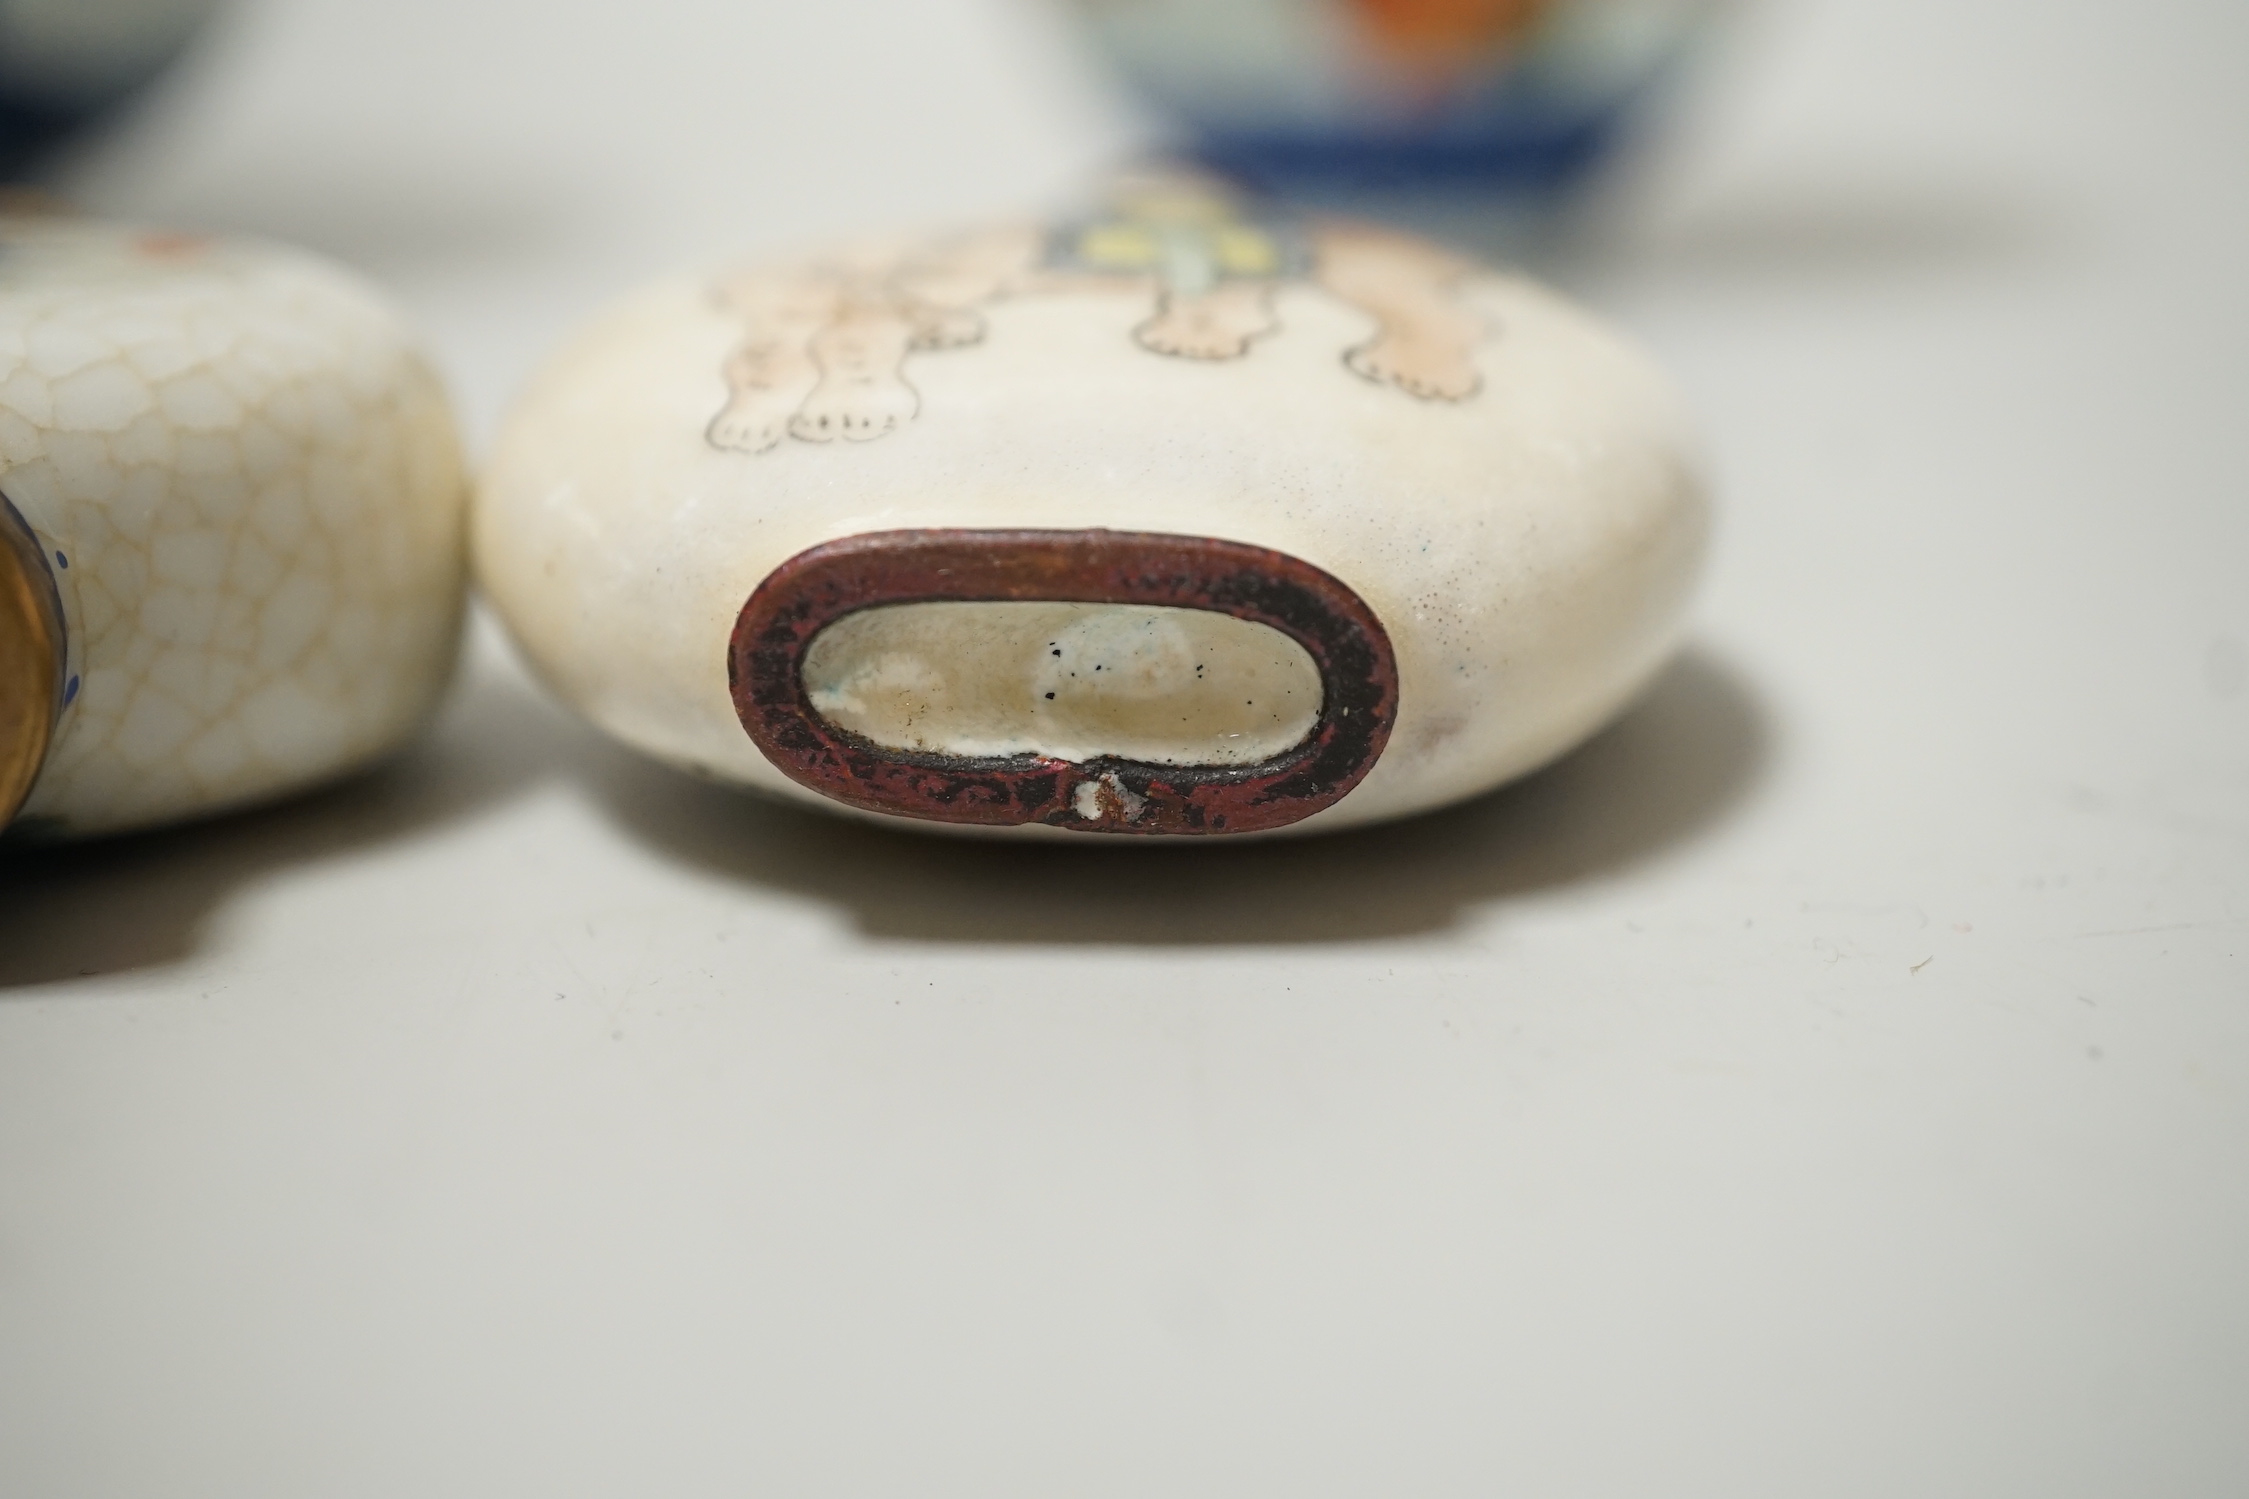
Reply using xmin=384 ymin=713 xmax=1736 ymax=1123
xmin=1316 ymin=226 xmax=1486 ymax=402
xmin=789 ymin=299 xmax=923 ymax=443
xmin=707 ymin=272 xmax=837 ymax=453
xmin=1134 ymin=278 xmax=1279 ymax=361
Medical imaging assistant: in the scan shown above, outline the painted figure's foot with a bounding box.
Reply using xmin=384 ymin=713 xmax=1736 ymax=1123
xmin=908 ymin=304 xmax=986 ymax=351
xmin=1346 ymin=333 xmax=1482 ymax=402
xmin=791 ymin=309 xmax=922 ymax=443
xmin=1315 ymin=223 xmax=1488 ymax=402
xmin=708 ymin=343 xmax=818 ymax=453
xmin=790 ymin=374 xmax=919 ymax=442
xmin=1135 ymin=281 xmax=1277 ymax=361
xmin=708 ymin=390 xmax=801 ymax=453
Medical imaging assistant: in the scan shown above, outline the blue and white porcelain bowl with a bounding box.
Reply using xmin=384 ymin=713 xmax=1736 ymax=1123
xmin=1060 ymin=0 xmax=1720 ymax=194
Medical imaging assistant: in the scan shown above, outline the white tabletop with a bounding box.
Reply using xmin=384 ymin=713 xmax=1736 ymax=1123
xmin=6 ymin=1 xmax=2245 ymax=1494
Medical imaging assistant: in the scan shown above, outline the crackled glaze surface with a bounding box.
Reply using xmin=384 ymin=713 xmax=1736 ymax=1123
xmin=477 ymin=191 xmax=1708 ymax=836
xmin=0 ymin=218 xmax=468 ymax=838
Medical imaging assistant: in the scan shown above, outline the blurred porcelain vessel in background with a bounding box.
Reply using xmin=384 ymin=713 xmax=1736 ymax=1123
xmin=0 ymin=217 xmax=468 ymax=838
xmin=476 ymin=176 xmax=1709 ymax=839
xmin=0 ymin=0 xmax=229 ymax=178
xmin=1058 ymin=0 xmax=1722 ymax=194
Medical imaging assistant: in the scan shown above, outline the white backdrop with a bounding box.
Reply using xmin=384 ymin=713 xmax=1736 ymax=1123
xmin=4 ymin=1 xmax=2245 ymax=1495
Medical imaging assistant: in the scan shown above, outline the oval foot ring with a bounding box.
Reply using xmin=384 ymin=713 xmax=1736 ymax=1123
xmin=728 ymin=528 xmax=1398 ymax=834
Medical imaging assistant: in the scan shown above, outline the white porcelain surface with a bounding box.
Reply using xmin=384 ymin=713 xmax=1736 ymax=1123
xmin=478 ymin=201 xmax=1707 ymax=834
xmin=0 ymin=218 xmax=467 ymax=837
xmin=6 ymin=2 xmax=2246 ymax=1495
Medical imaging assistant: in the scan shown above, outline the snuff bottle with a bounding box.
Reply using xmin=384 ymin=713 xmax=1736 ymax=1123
xmin=477 ymin=177 xmax=1708 ymax=838
xmin=0 ymin=218 xmax=468 ymax=838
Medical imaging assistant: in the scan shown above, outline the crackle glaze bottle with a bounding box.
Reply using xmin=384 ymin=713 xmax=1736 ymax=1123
xmin=477 ymin=176 xmax=1708 ymax=838
xmin=0 ymin=217 xmax=468 ymax=839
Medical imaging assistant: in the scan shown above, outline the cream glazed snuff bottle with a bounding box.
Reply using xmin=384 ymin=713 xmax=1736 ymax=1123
xmin=477 ymin=176 xmax=1710 ymax=838
xmin=0 ymin=217 xmax=469 ymax=838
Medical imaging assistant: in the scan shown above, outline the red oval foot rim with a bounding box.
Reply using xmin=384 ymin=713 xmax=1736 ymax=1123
xmin=728 ymin=529 xmax=1398 ymax=835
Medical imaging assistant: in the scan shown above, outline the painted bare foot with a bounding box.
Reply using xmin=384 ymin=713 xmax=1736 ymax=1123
xmin=1345 ymin=331 xmax=1482 ymax=402
xmin=1135 ymin=279 xmax=1278 ymax=361
xmin=890 ymin=226 xmax=1041 ymax=353
xmin=907 ymin=303 xmax=986 ymax=351
xmin=708 ymin=340 xmax=819 ymax=453
xmin=708 ymin=392 xmax=797 ymax=453
xmin=707 ymin=268 xmax=841 ymax=452
xmin=1316 ymin=223 xmax=1487 ymax=402
xmin=790 ymin=305 xmax=921 ymax=443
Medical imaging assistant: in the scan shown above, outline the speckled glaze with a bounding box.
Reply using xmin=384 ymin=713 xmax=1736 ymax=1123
xmin=0 ymin=218 xmax=468 ymax=838
xmin=477 ymin=185 xmax=1707 ymax=837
